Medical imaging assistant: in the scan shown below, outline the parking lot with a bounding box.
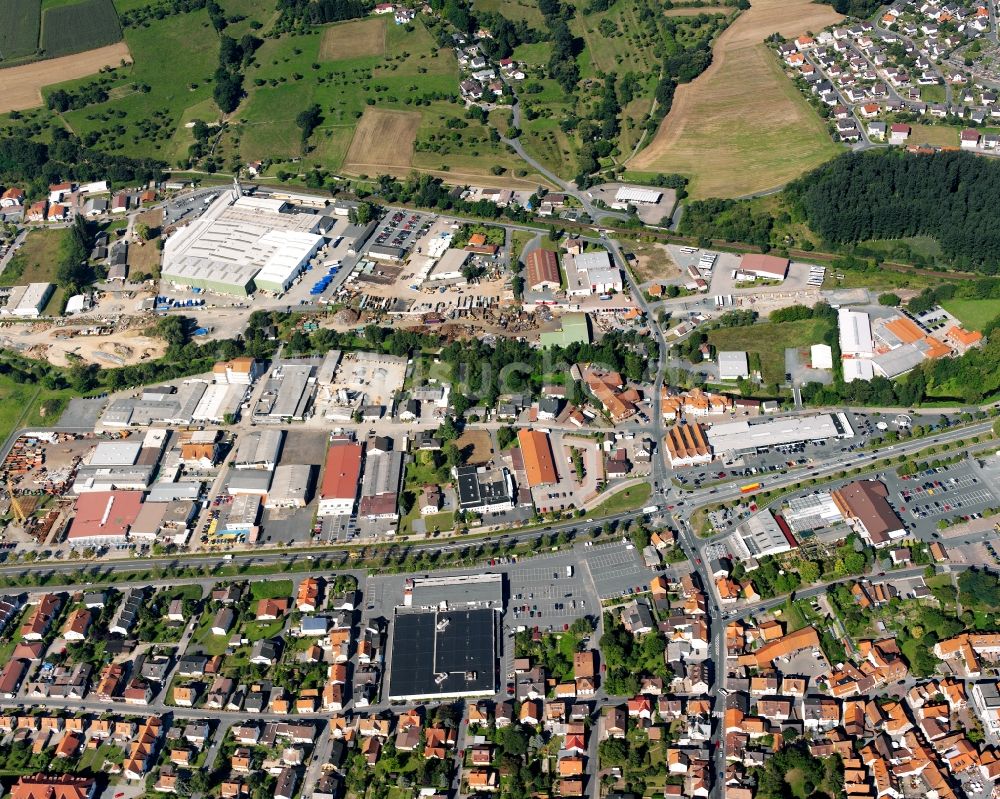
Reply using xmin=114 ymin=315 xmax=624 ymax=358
xmin=371 ymin=210 xmax=430 ymax=252
xmin=894 ymin=460 xmax=999 ymax=535
xmin=580 ymin=542 xmax=652 ymax=600
xmin=508 ymin=558 xmax=593 ymax=631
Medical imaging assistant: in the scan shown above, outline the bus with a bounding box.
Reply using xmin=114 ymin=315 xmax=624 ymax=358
xmin=740 ymin=482 xmax=762 ymax=494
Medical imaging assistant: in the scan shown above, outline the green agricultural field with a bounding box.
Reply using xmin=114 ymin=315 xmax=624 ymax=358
xmin=0 ymin=0 xmax=41 ymax=63
xmin=708 ymin=317 xmax=832 ymax=386
xmin=942 ymin=299 xmax=1000 ymax=332
xmin=40 ymin=0 xmax=122 ymax=58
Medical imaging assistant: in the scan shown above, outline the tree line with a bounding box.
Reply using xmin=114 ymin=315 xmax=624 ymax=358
xmin=0 ymin=132 xmax=164 ymax=201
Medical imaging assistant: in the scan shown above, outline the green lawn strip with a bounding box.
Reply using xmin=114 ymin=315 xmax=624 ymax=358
xmin=586 ymin=482 xmax=651 ymax=517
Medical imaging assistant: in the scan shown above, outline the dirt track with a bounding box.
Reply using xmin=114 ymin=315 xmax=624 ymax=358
xmin=0 ymin=42 xmax=132 ymax=113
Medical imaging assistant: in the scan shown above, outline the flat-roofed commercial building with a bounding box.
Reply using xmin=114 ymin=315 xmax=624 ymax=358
xmin=718 ymin=351 xmax=750 ymax=380
xmin=358 ymin=450 xmax=402 ymax=520
xmin=161 ymin=194 xmax=325 ymax=296
xmin=613 ymin=186 xmax=662 ymax=206
xmin=838 ymin=309 xmax=874 ymax=358
xmin=1 ymin=283 xmax=55 ymax=317
xmin=427 ymin=248 xmax=470 ymax=282
xmin=517 ymin=429 xmax=558 ymax=487
xmin=706 ymin=412 xmax=854 ymax=456
xmin=265 ymin=464 xmax=313 ymax=508
xmin=233 ymin=430 xmax=284 ymax=471
xmin=403 ymin=573 xmax=504 ymax=609
xmin=564 ymin=251 xmax=622 ymax=296
xmin=387 ymin=609 xmax=498 ymax=701
xmin=318 ymin=441 xmax=362 ymax=517
xmin=731 ymin=510 xmax=794 ymax=559
xmin=783 ymin=492 xmax=845 ymax=533
xmin=455 ymin=465 xmax=515 ymax=514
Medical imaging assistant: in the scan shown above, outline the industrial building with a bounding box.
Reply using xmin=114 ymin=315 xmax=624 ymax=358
xmin=265 ymin=464 xmax=313 ymax=508
xmin=525 ymin=249 xmax=561 ymax=291
xmin=612 ymin=186 xmax=663 ymax=207
xmin=233 ymin=430 xmax=284 ymax=471
xmin=225 ymin=494 xmax=262 ymax=534
xmin=358 ymin=450 xmax=403 ymax=521
xmin=387 ymin=608 xmax=497 ymax=701
xmin=731 ymin=510 xmax=794 ymax=559
xmin=831 ymin=479 xmax=906 ymax=547
xmin=318 ymin=441 xmax=363 ymax=517
xmin=783 ymin=492 xmax=845 ymax=533
xmin=161 ymin=192 xmax=327 ymax=296
xmin=455 ymin=465 xmax=515 ymax=513
xmin=191 ymin=383 xmax=245 ymax=424
xmin=403 ymin=573 xmax=504 ymax=610
xmin=737 ymin=253 xmax=789 ymax=281
xmin=564 ymin=251 xmax=622 ymax=297
xmin=706 ymin=412 xmax=854 ymax=456
xmin=227 ymin=470 xmax=272 ymax=497
xmin=810 ymin=344 xmax=833 ymax=370
xmin=517 ymin=430 xmax=558 ymax=488
xmin=426 ymin=249 xmax=470 ymax=282
xmin=838 ymin=309 xmax=874 ymax=359
xmin=1 ymin=283 xmax=54 ymax=317
xmin=67 ymin=491 xmax=144 ymax=547
xmin=213 ymin=358 xmax=263 ymax=385
xmin=254 ymin=364 xmax=315 ymax=422
xmin=717 ymin=351 xmax=750 ymax=381
xmin=100 ymin=383 xmax=209 ymax=429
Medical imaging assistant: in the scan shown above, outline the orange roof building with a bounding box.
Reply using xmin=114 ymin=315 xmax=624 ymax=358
xmin=318 ymin=442 xmax=362 ymax=516
xmin=741 ymin=626 xmax=821 ymax=668
xmin=9 ymin=776 xmax=95 ymax=799
xmin=518 ymin=429 xmax=558 ymax=487
xmin=883 ymin=316 xmax=924 ymax=345
xmin=665 ymin=423 xmax=712 ymax=467
xmin=946 ymin=325 xmax=983 ymax=352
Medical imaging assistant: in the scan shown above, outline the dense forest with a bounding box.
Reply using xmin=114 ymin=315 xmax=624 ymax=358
xmin=0 ymin=133 xmax=165 ymax=199
xmin=787 ymin=150 xmax=1000 ymax=274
